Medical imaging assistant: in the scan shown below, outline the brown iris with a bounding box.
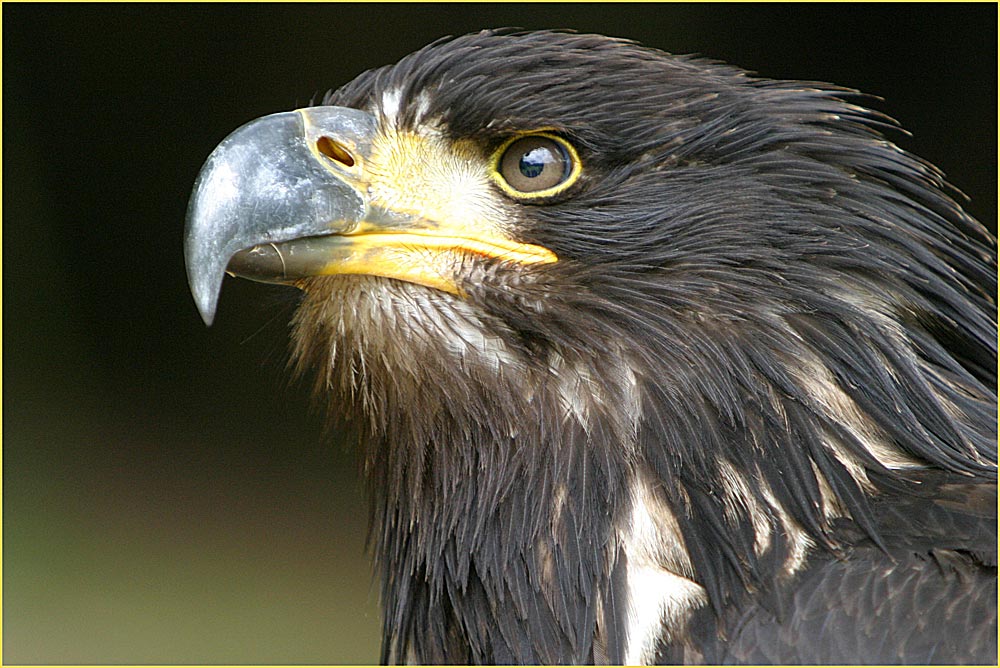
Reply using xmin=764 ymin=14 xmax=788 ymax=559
xmin=498 ymin=136 xmax=574 ymax=194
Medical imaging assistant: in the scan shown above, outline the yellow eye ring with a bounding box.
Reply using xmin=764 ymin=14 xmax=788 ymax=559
xmin=490 ymin=132 xmax=582 ymax=200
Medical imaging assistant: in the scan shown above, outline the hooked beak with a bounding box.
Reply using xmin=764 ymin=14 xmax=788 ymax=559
xmin=184 ymin=107 xmax=373 ymax=325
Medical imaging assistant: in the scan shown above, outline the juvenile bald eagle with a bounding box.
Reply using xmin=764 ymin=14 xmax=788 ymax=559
xmin=185 ymin=31 xmax=997 ymax=664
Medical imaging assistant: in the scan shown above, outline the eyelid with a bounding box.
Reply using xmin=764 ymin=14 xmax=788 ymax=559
xmin=489 ymin=131 xmax=583 ymax=200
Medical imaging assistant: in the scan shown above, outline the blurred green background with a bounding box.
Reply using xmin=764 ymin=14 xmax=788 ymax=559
xmin=4 ymin=3 xmax=995 ymax=664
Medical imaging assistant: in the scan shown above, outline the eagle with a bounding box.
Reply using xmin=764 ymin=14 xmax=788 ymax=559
xmin=184 ymin=31 xmax=997 ymax=664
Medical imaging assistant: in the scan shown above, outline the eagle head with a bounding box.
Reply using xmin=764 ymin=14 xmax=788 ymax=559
xmin=185 ymin=31 xmax=997 ymax=664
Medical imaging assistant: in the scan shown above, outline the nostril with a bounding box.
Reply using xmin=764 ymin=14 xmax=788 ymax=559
xmin=316 ymin=136 xmax=356 ymax=167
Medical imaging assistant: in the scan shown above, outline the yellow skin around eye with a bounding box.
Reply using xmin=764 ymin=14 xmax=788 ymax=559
xmin=366 ymin=128 xmax=508 ymax=235
xmin=295 ymin=125 xmax=559 ymax=296
xmin=489 ymin=131 xmax=583 ymax=200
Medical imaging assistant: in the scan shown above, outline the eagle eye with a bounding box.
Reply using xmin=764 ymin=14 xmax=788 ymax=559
xmin=492 ymin=133 xmax=580 ymax=199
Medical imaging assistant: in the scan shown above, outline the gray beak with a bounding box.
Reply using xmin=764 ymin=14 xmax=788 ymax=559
xmin=183 ymin=106 xmax=377 ymax=325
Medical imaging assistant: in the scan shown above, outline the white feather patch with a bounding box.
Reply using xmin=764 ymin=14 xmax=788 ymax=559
xmin=379 ymin=87 xmax=403 ymax=125
xmin=792 ymin=353 xmax=925 ymax=475
xmin=623 ymin=564 xmax=704 ymax=665
xmin=620 ymin=479 xmax=706 ymax=664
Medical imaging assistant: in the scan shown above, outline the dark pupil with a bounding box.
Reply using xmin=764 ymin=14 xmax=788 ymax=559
xmin=519 ymin=147 xmax=553 ymax=179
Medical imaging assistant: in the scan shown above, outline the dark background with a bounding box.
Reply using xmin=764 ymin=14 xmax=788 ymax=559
xmin=4 ymin=3 xmax=995 ymax=663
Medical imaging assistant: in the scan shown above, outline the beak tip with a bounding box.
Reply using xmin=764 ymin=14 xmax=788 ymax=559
xmin=197 ymin=304 xmax=217 ymax=328
xmin=193 ymin=286 xmax=220 ymax=327
xmin=186 ymin=255 xmax=223 ymax=328
xmin=194 ymin=278 xmax=222 ymax=327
